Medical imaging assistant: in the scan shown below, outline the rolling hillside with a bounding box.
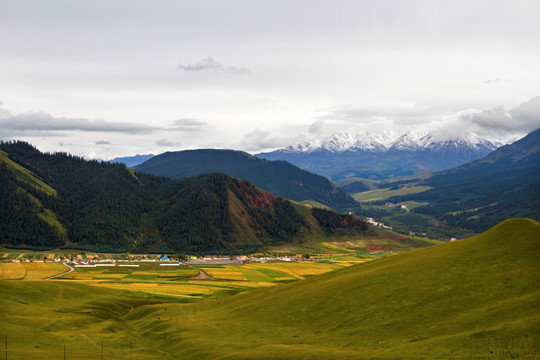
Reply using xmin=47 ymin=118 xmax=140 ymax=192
xmin=1 ymin=219 xmax=536 ymax=359
xmin=158 ymin=218 xmax=540 ymax=358
xmin=0 ymin=141 xmax=370 ymax=253
xmin=134 ymin=149 xmax=358 ymax=210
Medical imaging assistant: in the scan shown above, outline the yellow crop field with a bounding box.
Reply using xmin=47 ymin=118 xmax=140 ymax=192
xmin=0 ymin=263 xmax=27 ymax=279
xmin=204 ymin=269 xmax=247 ymax=281
xmin=321 ymin=242 xmax=354 ymax=252
xmin=247 ymin=262 xmax=347 ymax=280
xmin=92 ymin=282 xmax=215 ymax=298
xmin=24 ymin=262 xmax=50 ymax=271
xmin=294 ymin=268 xmax=329 ymax=276
xmin=23 ymin=262 xmax=67 ymax=280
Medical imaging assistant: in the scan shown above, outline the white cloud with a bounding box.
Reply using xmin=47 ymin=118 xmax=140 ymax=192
xmin=239 ymin=128 xmax=294 ymax=152
xmin=509 ymin=96 xmax=540 ymax=131
xmin=177 ymin=56 xmax=250 ymax=75
xmin=308 ymin=119 xmax=325 ymax=134
xmin=170 ymin=118 xmax=209 ymax=132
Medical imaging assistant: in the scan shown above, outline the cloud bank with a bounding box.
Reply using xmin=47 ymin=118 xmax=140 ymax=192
xmin=0 ymin=109 xmax=158 ymax=136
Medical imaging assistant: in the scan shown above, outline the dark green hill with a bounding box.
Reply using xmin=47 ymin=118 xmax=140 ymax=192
xmin=134 ymin=149 xmax=358 ymax=210
xmin=0 ymin=141 xmax=369 ymax=253
xmin=152 ymin=218 xmax=539 ymax=358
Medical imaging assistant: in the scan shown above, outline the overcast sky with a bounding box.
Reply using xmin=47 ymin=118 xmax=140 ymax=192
xmin=1 ymin=0 xmax=539 ymax=159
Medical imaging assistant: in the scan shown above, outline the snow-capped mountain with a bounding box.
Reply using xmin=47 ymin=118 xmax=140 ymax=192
xmin=257 ymin=131 xmax=508 ymax=181
xmin=281 ymin=130 xmax=504 ymax=154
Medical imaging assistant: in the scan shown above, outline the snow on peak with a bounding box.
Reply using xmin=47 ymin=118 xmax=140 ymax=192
xmin=283 ymin=130 xmax=504 ymax=154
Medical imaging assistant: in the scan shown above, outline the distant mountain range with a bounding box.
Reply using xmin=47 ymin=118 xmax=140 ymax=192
xmin=0 ymin=141 xmax=369 ymax=253
xmin=355 ymin=128 xmax=540 ymax=235
xmin=257 ymin=131 xmax=506 ymax=180
xmin=109 ymin=154 xmax=154 ymax=167
xmin=134 ymin=149 xmax=358 ymax=210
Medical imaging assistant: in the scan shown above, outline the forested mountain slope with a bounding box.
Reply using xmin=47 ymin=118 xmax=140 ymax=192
xmin=134 ymin=149 xmax=358 ymax=210
xmin=0 ymin=141 xmax=369 ymax=253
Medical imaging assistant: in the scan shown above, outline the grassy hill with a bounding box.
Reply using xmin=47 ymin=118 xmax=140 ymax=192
xmin=156 ymin=218 xmax=539 ymax=359
xmin=1 ymin=219 xmax=537 ymax=359
xmin=134 ymin=149 xmax=358 ymax=210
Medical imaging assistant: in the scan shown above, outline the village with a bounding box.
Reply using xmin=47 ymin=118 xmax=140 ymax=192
xmin=1 ymin=252 xmax=311 ymax=266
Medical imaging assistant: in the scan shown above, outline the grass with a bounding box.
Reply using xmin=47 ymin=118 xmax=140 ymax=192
xmin=352 ymin=185 xmax=432 ymax=202
xmin=265 ymin=232 xmax=440 ymax=256
xmin=295 ymin=200 xmax=331 ymax=210
xmin=1 ymin=219 xmax=537 ymax=358
xmin=146 ymin=218 xmax=537 ymax=359
xmin=0 ymin=149 xmax=57 ymax=196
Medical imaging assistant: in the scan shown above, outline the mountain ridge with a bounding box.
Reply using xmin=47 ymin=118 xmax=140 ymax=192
xmin=134 ymin=149 xmax=358 ymax=210
xmin=277 ymin=130 xmax=505 ymax=154
xmin=257 ymin=130 xmax=509 ymax=180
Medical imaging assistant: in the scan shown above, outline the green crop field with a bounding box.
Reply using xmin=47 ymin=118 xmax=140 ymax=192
xmin=352 ymin=185 xmax=432 ymax=202
xmin=0 ymin=219 xmax=538 ymax=359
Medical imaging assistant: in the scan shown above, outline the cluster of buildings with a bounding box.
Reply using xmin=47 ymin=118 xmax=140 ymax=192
xmin=385 ymin=202 xmax=410 ymax=211
xmin=365 ymin=217 xmax=392 ymax=230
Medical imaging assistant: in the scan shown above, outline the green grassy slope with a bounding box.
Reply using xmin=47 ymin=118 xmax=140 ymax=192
xmin=0 ymin=280 xmax=171 ymax=359
xmin=0 ymin=219 xmax=537 ymax=359
xmin=0 ymin=149 xmax=57 ymax=196
xmin=159 ymin=218 xmax=539 ymax=358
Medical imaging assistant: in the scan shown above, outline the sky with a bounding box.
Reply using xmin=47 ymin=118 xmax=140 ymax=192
xmin=1 ymin=0 xmax=539 ymax=159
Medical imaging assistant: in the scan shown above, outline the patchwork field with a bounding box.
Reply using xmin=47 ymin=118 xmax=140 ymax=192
xmin=0 ymin=262 xmax=67 ymax=280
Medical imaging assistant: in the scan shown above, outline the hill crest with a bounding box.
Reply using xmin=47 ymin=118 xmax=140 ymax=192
xmin=134 ymin=148 xmax=358 ymax=209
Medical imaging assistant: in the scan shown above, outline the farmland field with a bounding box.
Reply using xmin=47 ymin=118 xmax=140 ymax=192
xmin=0 ymin=262 xmax=67 ymax=280
xmin=352 ymin=185 xmax=432 ymax=202
xmin=0 ymin=256 xmax=356 ymax=300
